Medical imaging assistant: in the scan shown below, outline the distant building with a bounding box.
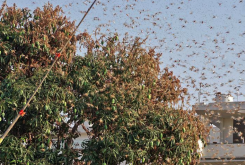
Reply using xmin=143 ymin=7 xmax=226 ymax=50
xmin=72 ymin=121 xmax=91 ymax=149
xmin=193 ymin=92 xmax=245 ymax=164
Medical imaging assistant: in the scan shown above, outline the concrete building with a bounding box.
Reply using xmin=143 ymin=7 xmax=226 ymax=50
xmin=72 ymin=121 xmax=91 ymax=149
xmin=193 ymin=92 xmax=245 ymax=164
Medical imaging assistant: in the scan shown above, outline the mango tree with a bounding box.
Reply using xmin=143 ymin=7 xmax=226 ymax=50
xmin=78 ymin=35 xmax=209 ymax=164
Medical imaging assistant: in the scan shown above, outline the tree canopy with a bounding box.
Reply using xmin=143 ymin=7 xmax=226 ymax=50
xmin=0 ymin=3 xmax=208 ymax=165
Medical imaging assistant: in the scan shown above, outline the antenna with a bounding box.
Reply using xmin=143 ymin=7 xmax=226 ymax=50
xmin=237 ymin=90 xmax=239 ymax=102
xmin=235 ymin=86 xmax=240 ymax=102
xmin=198 ymin=83 xmax=202 ymax=104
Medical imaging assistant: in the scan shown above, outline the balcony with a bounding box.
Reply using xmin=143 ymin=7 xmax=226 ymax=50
xmin=200 ymin=143 xmax=245 ymax=164
xmin=203 ymin=143 xmax=245 ymax=158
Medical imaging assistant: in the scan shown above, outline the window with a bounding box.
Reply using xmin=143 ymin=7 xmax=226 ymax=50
xmin=233 ymin=119 xmax=245 ymax=143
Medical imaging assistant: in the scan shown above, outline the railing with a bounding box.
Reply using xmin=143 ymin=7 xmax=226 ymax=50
xmin=202 ymin=143 xmax=245 ymax=159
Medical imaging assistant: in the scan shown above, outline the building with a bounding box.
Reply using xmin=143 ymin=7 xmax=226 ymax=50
xmin=72 ymin=121 xmax=91 ymax=149
xmin=193 ymin=93 xmax=245 ymax=164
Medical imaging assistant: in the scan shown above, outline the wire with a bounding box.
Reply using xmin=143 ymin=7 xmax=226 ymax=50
xmin=0 ymin=0 xmax=97 ymax=144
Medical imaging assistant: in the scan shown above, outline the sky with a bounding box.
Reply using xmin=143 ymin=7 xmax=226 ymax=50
xmin=3 ymin=0 xmax=245 ymax=108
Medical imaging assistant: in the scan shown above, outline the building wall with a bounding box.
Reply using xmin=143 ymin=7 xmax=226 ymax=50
xmin=223 ymin=118 xmax=233 ymax=143
xmin=209 ymin=126 xmax=220 ymax=144
xmin=72 ymin=121 xmax=91 ymax=149
xmin=72 ymin=132 xmax=88 ymax=149
xmin=208 ymin=119 xmax=233 ymax=144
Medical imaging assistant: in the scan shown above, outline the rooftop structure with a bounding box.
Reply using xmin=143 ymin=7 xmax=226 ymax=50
xmin=193 ymin=92 xmax=245 ymax=164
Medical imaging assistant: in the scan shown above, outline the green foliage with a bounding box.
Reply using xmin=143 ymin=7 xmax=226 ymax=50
xmin=77 ymin=35 xmax=208 ymax=165
xmin=0 ymin=3 xmax=80 ymax=164
xmin=0 ymin=2 xmax=76 ymax=80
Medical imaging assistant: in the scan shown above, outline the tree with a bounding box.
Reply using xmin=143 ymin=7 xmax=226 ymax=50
xmin=0 ymin=3 xmax=209 ymax=165
xmin=78 ymin=35 xmax=209 ymax=165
